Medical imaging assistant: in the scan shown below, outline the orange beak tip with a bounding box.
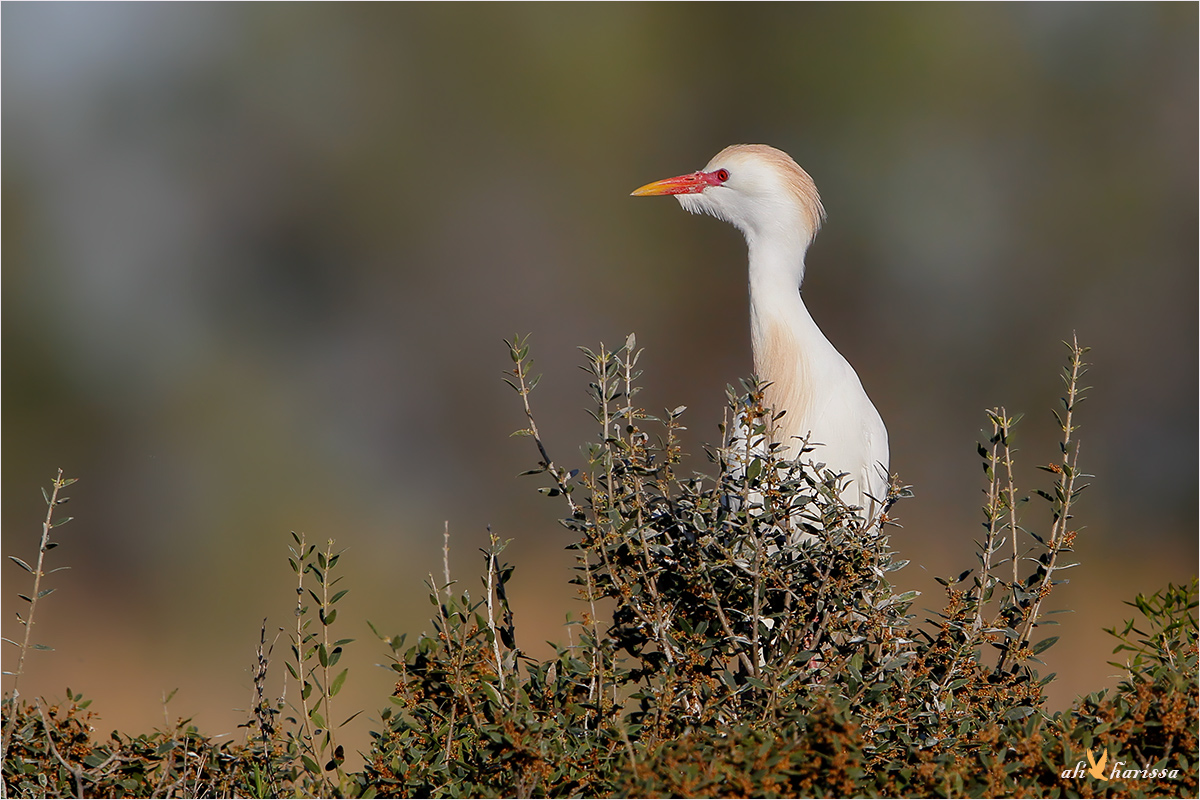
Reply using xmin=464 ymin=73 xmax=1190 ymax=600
xmin=630 ymin=181 xmax=668 ymax=197
xmin=630 ymin=173 xmax=702 ymax=197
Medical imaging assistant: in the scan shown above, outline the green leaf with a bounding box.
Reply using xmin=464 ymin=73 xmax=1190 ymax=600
xmin=1032 ymin=636 xmax=1060 ymax=655
xmin=1004 ymin=705 xmax=1034 ymax=720
xmin=8 ymin=556 xmax=34 ymax=573
xmin=746 ymin=458 xmax=762 ymax=481
xmin=330 ymin=668 xmax=348 ymax=697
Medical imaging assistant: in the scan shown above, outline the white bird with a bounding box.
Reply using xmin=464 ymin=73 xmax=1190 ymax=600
xmin=632 ymin=144 xmax=889 ymax=519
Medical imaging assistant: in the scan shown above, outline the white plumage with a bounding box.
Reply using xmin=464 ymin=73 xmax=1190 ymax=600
xmin=633 ymin=144 xmax=889 ymax=518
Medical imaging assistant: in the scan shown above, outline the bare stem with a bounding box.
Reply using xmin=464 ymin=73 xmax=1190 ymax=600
xmin=484 ymin=528 xmax=507 ymax=694
xmin=442 ymin=521 xmax=452 ymax=597
xmin=1001 ymin=426 xmax=1021 ymax=589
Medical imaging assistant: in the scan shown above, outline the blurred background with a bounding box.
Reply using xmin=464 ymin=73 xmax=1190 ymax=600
xmin=4 ymin=3 xmax=1196 ymax=763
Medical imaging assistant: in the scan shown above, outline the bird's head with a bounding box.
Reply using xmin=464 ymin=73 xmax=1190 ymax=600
xmin=632 ymin=144 xmax=826 ymax=248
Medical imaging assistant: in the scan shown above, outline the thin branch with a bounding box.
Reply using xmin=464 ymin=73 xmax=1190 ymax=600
xmin=505 ymin=336 xmax=580 ymax=517
xmin=2 ymin=470 xmax=74 ymax=768
xmin=1000 ymin=335 xmax=1090 ymax=673
xmin=35 ymin=699 xmax=120 ymax=798
xmin=442 ymin=521 xmax=452 ymax=598
xmin=484 ymin=528 xmax=507 ymax=694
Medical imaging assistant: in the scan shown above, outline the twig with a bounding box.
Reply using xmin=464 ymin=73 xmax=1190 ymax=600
xmin=442 ymin=521 xmax=452 ymax=598
xmin=975 ymin=409 xmax=1015 ymax=631
xmin=699 ymin=564 xmax=757 ymax=675
xmin=35 ymin=699 xmax=120 ymax=798
xmin=484 ymin=528 xmax=507 ymax=694
xmin=1000 ymin=335 xmax=1090 ymax=673
xmin=505 ymin=335 xmax=580 ymax=517
xmin=291 ymin=533 xmax=318 ymax=767
xmin=1000 ymin=423 xmax=1021 ymax=589
xmin=430 ymin=571 xmax=459 ymax=766
xmin=152 ymin=688 xmax=182 ymax=797
xmin=1 ymin=470 xmax=75 ymax=769
xmin=316 ymin=539 xmax=345 ymax=787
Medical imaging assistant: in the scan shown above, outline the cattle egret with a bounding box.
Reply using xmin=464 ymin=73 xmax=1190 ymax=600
xmin=632 ymin=144 xmax=889 ymax=518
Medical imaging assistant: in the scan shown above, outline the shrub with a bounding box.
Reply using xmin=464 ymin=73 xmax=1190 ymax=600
xmin=3 ymin=334 xmax=1196 ymax=798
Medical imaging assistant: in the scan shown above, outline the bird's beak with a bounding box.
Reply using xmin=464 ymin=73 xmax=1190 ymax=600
xmin=631 ymin=171 xmax=712 ymax=197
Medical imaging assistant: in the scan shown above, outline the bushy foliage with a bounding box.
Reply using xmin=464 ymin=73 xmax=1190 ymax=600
xmin=3 ymin=335 xmax=1196 ymax=798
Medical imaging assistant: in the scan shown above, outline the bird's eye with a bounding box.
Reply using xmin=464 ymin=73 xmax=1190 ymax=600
xmin=715 ymin=169 xmax=730 ymax=182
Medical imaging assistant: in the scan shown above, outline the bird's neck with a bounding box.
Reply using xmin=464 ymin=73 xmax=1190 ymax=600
xmin=746 ymin=237 xmax=834 ymax=386
xmin=745 ymin=225 xmax=811 ymax=289
xmin=748 ymin=236 xmax=812 ymax=334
